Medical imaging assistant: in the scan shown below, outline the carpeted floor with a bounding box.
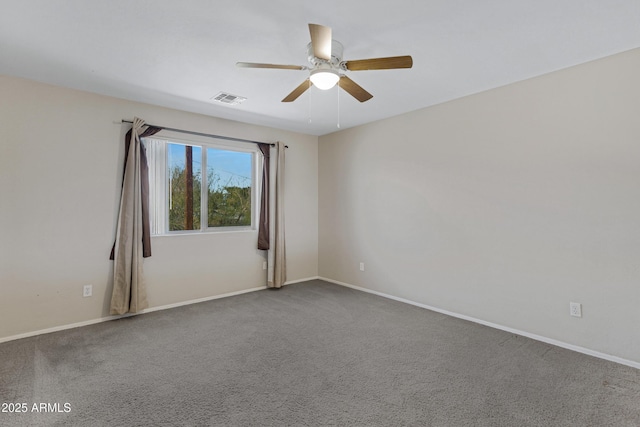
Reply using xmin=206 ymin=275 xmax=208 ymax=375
xmin=1 ymin=280 xmax=639 ymax=426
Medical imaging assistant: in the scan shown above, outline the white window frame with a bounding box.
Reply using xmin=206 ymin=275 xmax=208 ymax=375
xmin=143 ymin=134 xmax=259 ymax=236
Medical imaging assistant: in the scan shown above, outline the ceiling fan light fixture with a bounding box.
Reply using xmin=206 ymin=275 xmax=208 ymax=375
xmin=310 ymin=68 xmax=339 ymax=90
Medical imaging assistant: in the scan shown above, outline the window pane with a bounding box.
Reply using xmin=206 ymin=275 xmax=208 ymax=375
xmin=206 ymin=148 xmax=252 ymax=227
xmin=168 ymin=143 xmax=202 ymax=231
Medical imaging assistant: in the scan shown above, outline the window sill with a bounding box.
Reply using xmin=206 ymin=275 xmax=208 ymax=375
xmin=152 ymin=228 xmax=256 ymax=238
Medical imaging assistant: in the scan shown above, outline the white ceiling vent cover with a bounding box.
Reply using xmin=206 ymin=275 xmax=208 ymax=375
xmin=211 ymin=92 xmax=246 ymax=105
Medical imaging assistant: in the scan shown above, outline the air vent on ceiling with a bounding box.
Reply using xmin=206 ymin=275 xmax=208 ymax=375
xmin=211 ymin=92 xmax=246 ymax=105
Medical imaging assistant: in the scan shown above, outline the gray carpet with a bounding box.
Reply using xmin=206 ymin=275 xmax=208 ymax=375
xmin=1 ymin=280 xmax=639 ymax=426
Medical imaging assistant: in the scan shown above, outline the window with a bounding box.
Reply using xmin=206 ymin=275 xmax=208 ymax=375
xmin=144 ymin=136 xmax=257 ymax=235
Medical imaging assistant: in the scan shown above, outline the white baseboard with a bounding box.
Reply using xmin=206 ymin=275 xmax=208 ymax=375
xmin=285 ymin=276 xmax=320 ymax=285
xmin=319 ymin=276 xmax=640 ymax=370
xmin=0 ymin=285 xmax=267 ymax=344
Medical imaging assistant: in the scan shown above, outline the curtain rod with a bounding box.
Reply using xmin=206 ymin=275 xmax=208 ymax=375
xmin=121 ymin=120 xmax=287 ymax=148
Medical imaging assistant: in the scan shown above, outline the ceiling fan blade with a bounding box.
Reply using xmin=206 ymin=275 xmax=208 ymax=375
xmin=338 ymin=76 xmax=373 ymax=102
xmin=282 ymin=79 xmax=312 ymax=102
xmin=345 ymin=55 xmax=413 ymax=71
xmin=236 ymin=62 xmax=306 ymax=70
xmin=308 ymin=23 xmax=332 ymax=61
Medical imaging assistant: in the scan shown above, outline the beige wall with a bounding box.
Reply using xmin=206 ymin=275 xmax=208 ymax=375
xmin=0 ymin=75 xmax=318 ymax=339
xmin=319 ymin=48 xmax=640 ymax=364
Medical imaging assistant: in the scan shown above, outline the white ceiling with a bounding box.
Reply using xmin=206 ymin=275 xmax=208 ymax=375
xmin=2 ymin=1 xmax=640 ymax=136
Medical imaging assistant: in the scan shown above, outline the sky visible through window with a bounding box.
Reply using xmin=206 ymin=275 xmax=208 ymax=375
xmin=168 ymin=143 xmax=251 ymax=190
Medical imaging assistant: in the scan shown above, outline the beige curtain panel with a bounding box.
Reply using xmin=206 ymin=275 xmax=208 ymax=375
xmin=267 ymin=141 xmax=287 ymax=288
xmin=110 ymin=117 xmax=159 ymax=315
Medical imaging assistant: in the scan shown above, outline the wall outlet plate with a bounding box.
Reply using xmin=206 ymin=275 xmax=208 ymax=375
xmin=83 ymin=284 xmax=93 ymax=297
xmin=569 ymin=302 xmax=582 ymax=317
xmin=359 ymin=262 xmax=365 ymax=272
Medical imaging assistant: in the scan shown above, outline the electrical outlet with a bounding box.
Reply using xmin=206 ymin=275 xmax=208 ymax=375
xmin=359 ymin=262 xmax=365 ymax=272
xmin=83 ymin=284 xmax=93 ymax=297
xmin=263 ymin=261 xmax=267 ymax=270
xmin=569 ymin=302 xmax=582 ymax=317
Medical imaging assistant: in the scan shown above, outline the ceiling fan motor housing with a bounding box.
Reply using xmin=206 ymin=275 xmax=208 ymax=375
xmin=307 ymin=40 xmax=344 ymax=69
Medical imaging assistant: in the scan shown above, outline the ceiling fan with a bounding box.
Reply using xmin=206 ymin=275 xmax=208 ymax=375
xmin=237 ymin=24 xmax=413 ymax=103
